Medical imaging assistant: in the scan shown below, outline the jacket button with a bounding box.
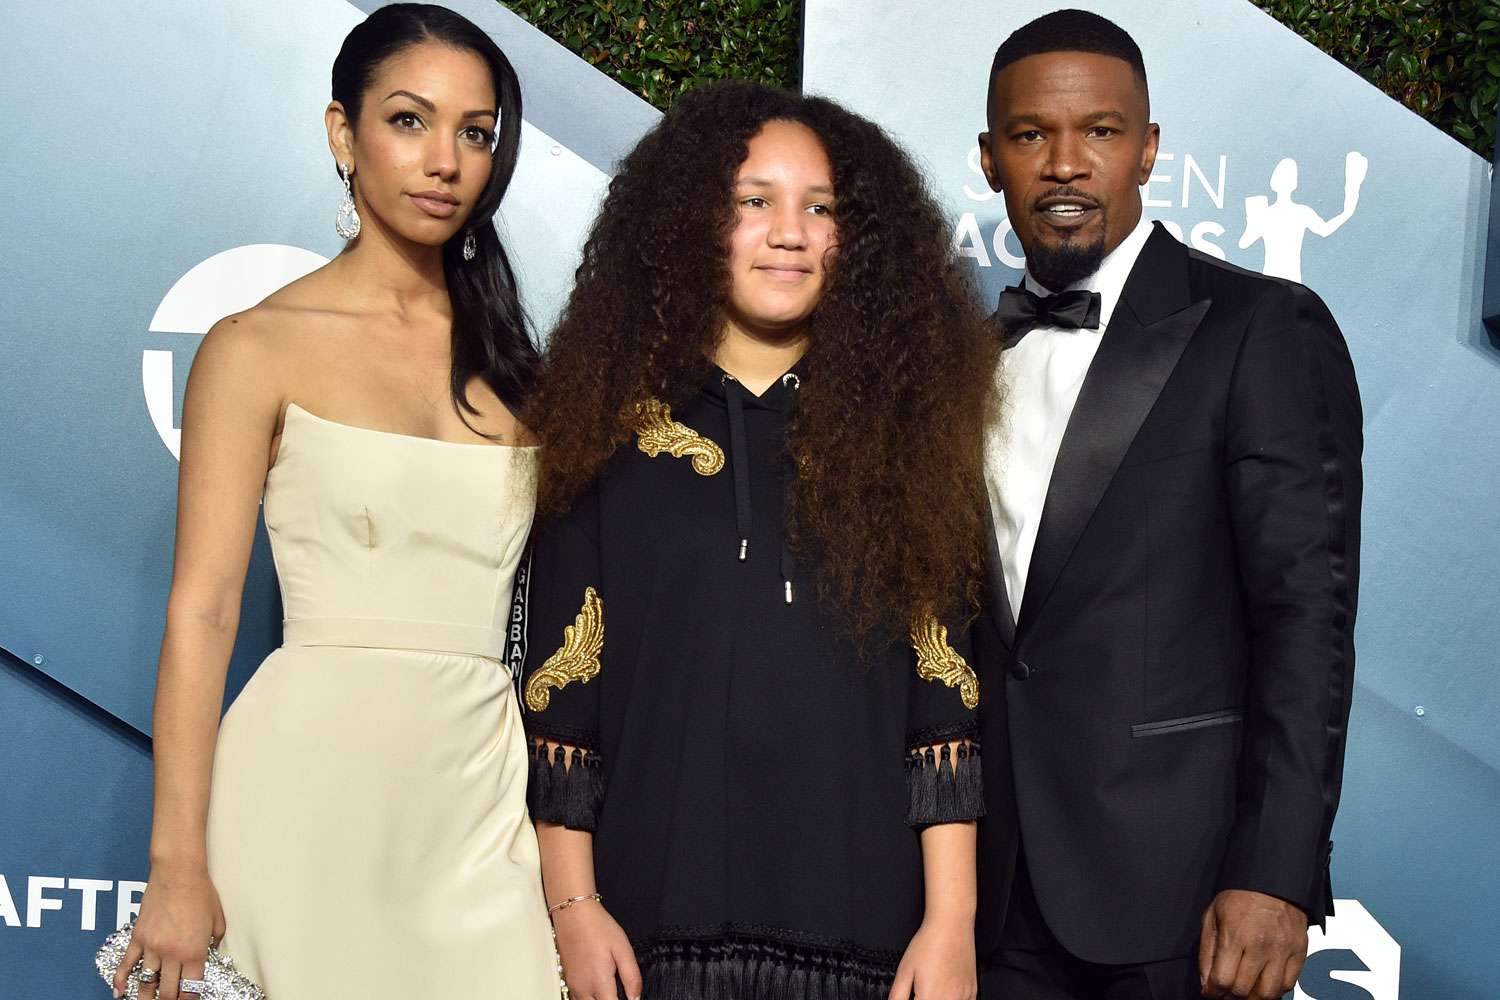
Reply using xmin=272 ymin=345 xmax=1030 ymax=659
xmin=1009 ymin=659 xmax=1032 ymax=681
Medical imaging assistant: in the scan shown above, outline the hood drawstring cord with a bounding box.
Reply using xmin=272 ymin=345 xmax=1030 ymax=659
xmin=723 ymin=374 xmax=752 ymax=564
xmin=723 ymin=371 xmax=802 ymax=604
xmin=779 ymin=372 xmax=801 ymax=604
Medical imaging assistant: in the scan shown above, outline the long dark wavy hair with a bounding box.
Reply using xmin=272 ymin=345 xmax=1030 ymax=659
xmin=332 ymin=3 xmax=537 ymax=414
xmin=528 ymin=82 xmax=999 ymax=638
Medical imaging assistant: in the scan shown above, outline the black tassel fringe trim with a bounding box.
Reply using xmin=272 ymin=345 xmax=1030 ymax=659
xmin=905 ymin=739 xmax=985 ymax=826
xmin=637 ymin=931 xmax=899 ymax=1000
xmin=526 ymin=740 xmax=603 ymax=832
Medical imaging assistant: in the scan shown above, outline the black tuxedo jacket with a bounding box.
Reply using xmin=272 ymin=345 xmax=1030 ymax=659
xmin=975 ymin=224 xmax=1362 ymax=965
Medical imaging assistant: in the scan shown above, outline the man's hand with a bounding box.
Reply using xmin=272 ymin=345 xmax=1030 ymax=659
xmin=1198 ymin=889 xmax=1308 ymax=999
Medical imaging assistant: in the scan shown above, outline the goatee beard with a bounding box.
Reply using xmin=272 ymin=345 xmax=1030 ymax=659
xmin=1025 ymin=229 xmax=1107 ymax=293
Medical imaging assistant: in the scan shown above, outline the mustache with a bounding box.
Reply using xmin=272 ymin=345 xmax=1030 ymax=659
xmin=1032 ymin=186 xmax=1102 ymax=209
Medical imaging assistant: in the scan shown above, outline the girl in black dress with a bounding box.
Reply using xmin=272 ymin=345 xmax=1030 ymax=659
xmin=521 ymin=82 xmax=999 ymax=1000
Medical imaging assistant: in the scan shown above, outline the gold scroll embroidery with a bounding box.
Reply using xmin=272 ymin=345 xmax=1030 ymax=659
xmin=629 ymin=398 xmax=725 ymax=476
xmin=911 ymin=614 xmax=979 ymax=710
xmin=525 ymin=587 xmax=604 ymax=712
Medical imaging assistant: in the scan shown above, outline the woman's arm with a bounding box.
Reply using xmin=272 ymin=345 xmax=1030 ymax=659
xmin=150 ymin=316 xmax=279 ymax=868
xmin=114 ymin=314 xmax=282 ymax=1000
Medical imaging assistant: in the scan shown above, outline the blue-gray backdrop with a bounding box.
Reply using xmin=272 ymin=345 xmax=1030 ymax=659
xmin=1487 ymin=100 xmax=1500 ymax=332
xmin=804 ymin=2 xmax=1497 ymax=998
xmin=2 ymin=2 xmax=1495 ymax=998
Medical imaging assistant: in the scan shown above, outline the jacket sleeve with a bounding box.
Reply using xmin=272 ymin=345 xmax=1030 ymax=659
xmin=904 ymin=612 xmax=985 ymax=828
xmin=520 ymin=487 xmax=606 ymax=832
xmin=1217 ymin=282 xmax=1362 ymax=924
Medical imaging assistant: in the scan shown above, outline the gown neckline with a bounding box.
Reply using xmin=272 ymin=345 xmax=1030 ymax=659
xmin=283 ymin=401 xmax=538 ymax=451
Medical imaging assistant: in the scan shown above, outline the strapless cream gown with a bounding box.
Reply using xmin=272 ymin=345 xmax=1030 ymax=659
xmin=205 ymin=403 xmax=559 ymax=999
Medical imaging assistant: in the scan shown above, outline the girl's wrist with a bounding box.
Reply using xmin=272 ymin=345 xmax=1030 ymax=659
xmin=920 ymin=906 xmax=976 ymax=932
xmin=547 ymin=891 xmax=603 ymax=916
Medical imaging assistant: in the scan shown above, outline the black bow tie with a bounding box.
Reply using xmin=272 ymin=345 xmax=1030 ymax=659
xmin=994 ymin=286 xmax=1102 ymax=346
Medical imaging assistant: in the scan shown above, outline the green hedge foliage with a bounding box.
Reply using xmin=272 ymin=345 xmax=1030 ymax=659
xmin=502 ymin=0 xmax=799 ymax=109
xmin=1255 ymin=0 xmax=1498 ymax=157
xmin=503 ymin=1 xmax=1496 ymax=159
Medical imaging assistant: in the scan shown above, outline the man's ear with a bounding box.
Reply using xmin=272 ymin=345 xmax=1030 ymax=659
xmin=1137 ymin=122 xmax=1161 ymax=185
xmin=978 ymin=132 xmax=1003 ymax=194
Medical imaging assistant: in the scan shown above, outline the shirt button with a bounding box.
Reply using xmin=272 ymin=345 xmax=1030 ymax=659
xmin=1010 ymin=659 xmax=1032 ymax=681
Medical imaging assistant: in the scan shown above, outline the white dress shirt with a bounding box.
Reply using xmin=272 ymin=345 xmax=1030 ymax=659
xmin=986 ymin=216 xmax=1156 ymax=617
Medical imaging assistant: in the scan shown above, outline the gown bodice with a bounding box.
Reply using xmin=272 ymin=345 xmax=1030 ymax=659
xmin=263 ymin=403 xmax=535 ymax=656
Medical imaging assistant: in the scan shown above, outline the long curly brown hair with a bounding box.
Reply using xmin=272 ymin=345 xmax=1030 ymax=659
xmin=526 ymin=82 xmax=999 ymax=638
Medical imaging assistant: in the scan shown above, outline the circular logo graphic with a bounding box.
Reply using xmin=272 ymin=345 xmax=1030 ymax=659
xmin=144 ymin=244 xmax=328 ymax=458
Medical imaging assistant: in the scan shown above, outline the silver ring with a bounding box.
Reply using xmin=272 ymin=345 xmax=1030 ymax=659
xmin=179 ymin=978 xmax=210 ymax=995
xmin=137 ymin=967 xmax=161 ymax=984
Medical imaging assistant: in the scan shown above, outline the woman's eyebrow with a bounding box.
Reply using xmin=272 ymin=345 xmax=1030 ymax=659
xmin=384 ymin=90 xmax=495 ymax=120
xmin=384 ymin=89 xmax=436 ymax=110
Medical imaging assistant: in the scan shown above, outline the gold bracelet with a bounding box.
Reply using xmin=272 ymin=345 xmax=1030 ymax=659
xmin=547 ymin=892 xmax=602 ymax=916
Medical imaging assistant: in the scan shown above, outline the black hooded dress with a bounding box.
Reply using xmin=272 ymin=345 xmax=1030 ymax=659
xmin=520 ymin=366 xmax=984 ymax=999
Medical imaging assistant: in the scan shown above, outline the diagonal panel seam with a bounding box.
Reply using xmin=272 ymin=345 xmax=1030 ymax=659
xmin=0 ymin=643 xmax=152 ymax=747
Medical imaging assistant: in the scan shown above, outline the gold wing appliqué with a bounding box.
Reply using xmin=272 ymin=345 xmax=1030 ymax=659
xmin=525 ymin=587 xmax=604 ymax=712
xmin=911 ymin=614 xmax=979 ymax=710
xmin=629 ymin=398 xmax=725 ymax=476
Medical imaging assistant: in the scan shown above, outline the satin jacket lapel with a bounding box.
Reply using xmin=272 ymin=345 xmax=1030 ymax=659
xmin=1016 ymin=225 xmax=1211 ymax=636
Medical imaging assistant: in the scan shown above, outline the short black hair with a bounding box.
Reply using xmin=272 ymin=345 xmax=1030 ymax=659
xmin=986 ymin=9 xmax=1148 ymax=125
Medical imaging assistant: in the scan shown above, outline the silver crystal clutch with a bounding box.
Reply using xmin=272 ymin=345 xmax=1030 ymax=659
xmin=94 ymin=919 xmax=267 ymax=1000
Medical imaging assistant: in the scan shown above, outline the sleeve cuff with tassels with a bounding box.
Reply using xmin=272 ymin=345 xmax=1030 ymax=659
xmin=527 ymin=740 xmax=604 ymax=833
xmin=905 ymin=740 xmax=985 ymax=827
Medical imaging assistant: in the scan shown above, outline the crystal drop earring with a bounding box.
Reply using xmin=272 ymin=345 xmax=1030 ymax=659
xmin=335 ymin=163 xmax=361 ymax=240
xmin=462 ymin=231 xmax=477 ymax=261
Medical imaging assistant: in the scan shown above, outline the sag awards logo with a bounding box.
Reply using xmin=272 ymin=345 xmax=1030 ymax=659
xmin=1295 ymin=899 xmax=1401 ymax=1000
xmin=144 ymin=244 xmax=328 ymax=459
xmin=954 ymin=147 xmax=1369 ymax=283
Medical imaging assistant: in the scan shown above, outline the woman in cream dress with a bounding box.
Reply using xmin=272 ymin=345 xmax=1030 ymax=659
xmin=113 ymin=7 xmax=558 ymax=999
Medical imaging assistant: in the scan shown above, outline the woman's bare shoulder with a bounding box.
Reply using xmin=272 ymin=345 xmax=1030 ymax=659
xmin=197 ymin=265 xmax=348 ymax=373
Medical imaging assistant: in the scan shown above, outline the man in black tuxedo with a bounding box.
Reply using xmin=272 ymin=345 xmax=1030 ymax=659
xmin=972 ymin=10 xmax=1362 ymax=1000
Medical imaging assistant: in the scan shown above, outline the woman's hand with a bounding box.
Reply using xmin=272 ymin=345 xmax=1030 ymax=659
xmin=111 ymin=861 xmax=226 ymax=1000
xmin=551 ymin=899 xmax=642 ymax=1000
xmin=888 ymin=915 xmax=978 ymax=1000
